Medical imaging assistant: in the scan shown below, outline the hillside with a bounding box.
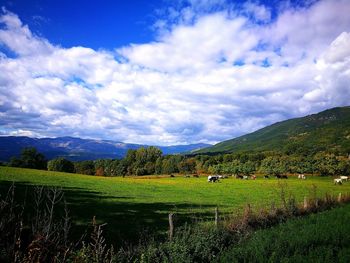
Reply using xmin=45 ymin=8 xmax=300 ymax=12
xmin=196 ymin=106 xmax=350 ymax=155
xmin=0 ymin=136 xmax=210 ymax=161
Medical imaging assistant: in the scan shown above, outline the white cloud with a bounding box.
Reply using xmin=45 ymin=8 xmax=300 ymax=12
xmin=0 ymin=8 xmax=54 ymax=56
xmin=0 ymin=1 xmax=350 ymax=145
xmin=242 ymin=1 xmax=271 ymax=22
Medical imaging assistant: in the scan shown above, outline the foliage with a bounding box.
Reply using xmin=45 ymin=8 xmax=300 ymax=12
xmin=9 ymin=147 xmax=47 ymax=170
xmin=177 ymin=158 xmax=197 ymax=174
xmin=74 ymin=160 xmax=95 ymax=175
xmin=47 ymin=157 xmax=75 ymax=173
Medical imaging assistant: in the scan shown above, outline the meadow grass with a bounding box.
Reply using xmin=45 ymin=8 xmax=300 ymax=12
xmin=1 ymin=166 xmax=349 ymax=244
xmin=218 ymin=203 xmax=350 ymax=263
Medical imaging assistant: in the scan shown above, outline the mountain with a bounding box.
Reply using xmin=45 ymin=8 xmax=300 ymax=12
xmin=0 ymin=136 xmax=210 ymax=161
xmin=196 ymin=106 xmax=350 ymax=155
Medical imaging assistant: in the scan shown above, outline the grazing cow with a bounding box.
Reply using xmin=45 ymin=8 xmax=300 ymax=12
xmin=334 ymin=178 xmax=343 ymax=185
xmin=264 ymin=175 xmax=269 ymax=179
xmin=193 ymin=174 xmax=199 ymax=178
xmin=281 ymin=175 xmax=288 ymax=179
xmin=243 ymin=175 xmax=248 ymax=180
xmin=218 ymin=175 xmax=223 ymax=179
xmin=340 ymin=176 xmax=349 ymax=181
xmin=170 ymin=174 xmax=175 ymax=178
xmin=251 ymin=175 xmax=257 ymax=180
xmin=235 ymin=175 xmax=243 ymax=179
xmin=184 ymin=175 xmax=191 ymax=178
xmin=208 ymin=175 xmax=219 ymax=183
xmin=298 ymin=174 xmax=306 ymax=180
xmin=275 ymin=175 xmax=282 ymax=179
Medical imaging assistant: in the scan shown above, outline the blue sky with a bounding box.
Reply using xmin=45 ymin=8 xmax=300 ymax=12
xmin=2 ymin=0 xmax=161 ymax=49
xmin=1 ymin=0 xmax=294 ymax=49
xmin=0 ymin=0 xmax=350 ymax=145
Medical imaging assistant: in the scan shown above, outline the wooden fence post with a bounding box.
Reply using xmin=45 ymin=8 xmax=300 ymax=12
xmin=303 ymin=196 xmax=308 ymax=209
xmin=338 ymin=193 xmax=342 ymax=203
xmin=270 ymin=201 xmax=276 ymax=213
xmin=215 ymin=207 xmax=219 ymax=227
xmin=168 ymin=213 xmax=174 ymax=241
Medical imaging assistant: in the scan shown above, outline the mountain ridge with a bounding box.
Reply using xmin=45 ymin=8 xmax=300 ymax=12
xmin=0 ymin=136 xmax=210 ymax=161
xmin=195 ymin=106 xmax=350 ymax=155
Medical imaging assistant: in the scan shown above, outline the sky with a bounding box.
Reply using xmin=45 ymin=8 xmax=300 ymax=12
xmin=0 ymin=0 xmax=349 ymax=145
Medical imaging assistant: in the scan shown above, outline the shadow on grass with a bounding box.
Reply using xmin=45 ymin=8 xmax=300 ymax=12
xmin=0 ymin=180 xmax=217 ymax=246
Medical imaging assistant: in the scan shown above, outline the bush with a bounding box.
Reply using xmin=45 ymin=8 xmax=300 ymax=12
xmin=47 ymin=157 xmax=74 ymax=173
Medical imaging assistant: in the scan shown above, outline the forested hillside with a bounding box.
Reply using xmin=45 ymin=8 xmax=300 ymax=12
xmin=197 ymin=106 xmax=350 ymax=155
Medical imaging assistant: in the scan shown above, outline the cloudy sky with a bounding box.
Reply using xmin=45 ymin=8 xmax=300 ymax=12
xmin=0 ymin=0 xmax=349 ymax=145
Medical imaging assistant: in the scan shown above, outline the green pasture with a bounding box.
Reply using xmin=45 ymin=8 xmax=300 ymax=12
xmin=0 ymin=166 xmax=349 ymax=244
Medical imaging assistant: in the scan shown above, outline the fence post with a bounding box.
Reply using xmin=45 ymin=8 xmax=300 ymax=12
xmin=270 ymin=201 xmax=276 ymax=213
xmin=169 ymin=213 xmax=174 ymax=241
xmin=215 ymin=207 xmax=219 ymax=227
xmin=243 ymin=204 xmax=251 ymax=221
xmin=338 ymin=193 xmax=342 ymax=203
xmin=303 ymin=196 xmax=308 ymax=209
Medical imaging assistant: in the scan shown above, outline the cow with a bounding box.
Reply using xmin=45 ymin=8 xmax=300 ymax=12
xmin=340 ymin=176 xmax=349 ymax=181
xmin=170 ymin=174 xmax=175 ymax=178
xmin=298 ymin=174 xmax=306 ymax=180
xmin=264 ymin=175 xmax=269 ymax=179
xmin=251 ymin=175 xmax=257 ymax=180
xmin=235 ymin=175 xmax=243 ymax=179
xmin=208 ymin=175 xmax=220 ymax=183
xmin=243 ymin=175 xmax=248 ymax=180
xmin=275 ymin=174 xmax=282 ymax=179
xmin=281 ymin=175 xmax=288 ymax=179
xmin=334 ymin=178 xmax=343 ymax=185
xmin=193 ymin=174 xmax=199 ymax=178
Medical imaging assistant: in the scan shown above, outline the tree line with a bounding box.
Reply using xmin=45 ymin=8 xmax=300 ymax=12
xmin=5 ymin=146 xmax=350 ymax=177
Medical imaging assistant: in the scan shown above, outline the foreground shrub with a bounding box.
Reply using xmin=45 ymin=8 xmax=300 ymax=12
xmin=133 ymin=226 xmax=234 ymax=263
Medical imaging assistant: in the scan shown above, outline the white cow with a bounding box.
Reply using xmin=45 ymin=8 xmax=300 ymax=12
xmin=298 ymin=174 xmax=306 ymax=180
xmin=334 ymin=178 xmax=343 ymax=185
xmin=340 ymin=176 xmax=349 ymax=181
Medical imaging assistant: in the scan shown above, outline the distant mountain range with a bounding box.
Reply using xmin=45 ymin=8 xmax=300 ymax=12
xmin=196 ymin=106 xmax=350 ymax=155
xmin=2 ymin=106 xmax=349 ymax=162
xmin=0 ymin=136 xmax=210 ymax=161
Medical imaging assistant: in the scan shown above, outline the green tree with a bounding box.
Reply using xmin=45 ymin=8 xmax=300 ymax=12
xmin=48 ymin=157 xmax=74 ymax=173
xmin=155 ymin=157 xmax=163 ymax=174
xmin=240 ymin=161 xmax=256 ymax=176
xmin=260 ymin=156 xmax=286 ymax=176
xmin=178 ymin=158 xmax=196 ymax=174
xmin=74 ymin=160 xmax=95 ymax=175
xmin=9 ymin=147 xmax=47 ymax=170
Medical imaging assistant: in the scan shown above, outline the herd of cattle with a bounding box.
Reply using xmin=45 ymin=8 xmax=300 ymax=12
xmin=207 ymin=173 xmax=348 ymax=185
xmin=207 ymin=174 xmax=299 ymax=182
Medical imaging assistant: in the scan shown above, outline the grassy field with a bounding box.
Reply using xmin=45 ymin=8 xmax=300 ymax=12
xmin=1 ymin=166 xmax=349 ymax=244
xmin=218 ymin=203 xmax=350 ymax=262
